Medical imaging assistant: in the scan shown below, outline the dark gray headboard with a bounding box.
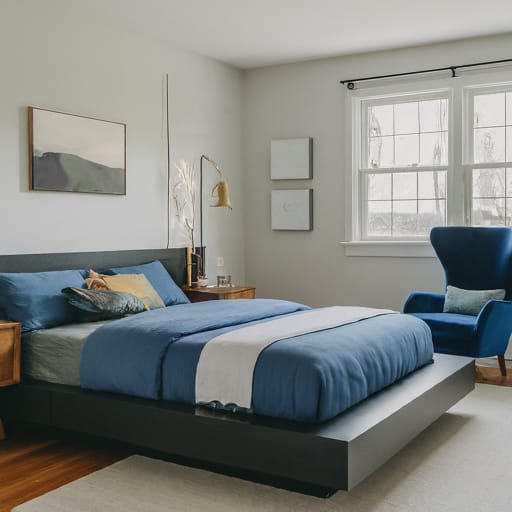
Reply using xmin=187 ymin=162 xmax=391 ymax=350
xmin=0 ymin=248 xmax=187 ymax=286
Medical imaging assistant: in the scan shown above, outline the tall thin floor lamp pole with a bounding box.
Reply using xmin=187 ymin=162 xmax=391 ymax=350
xmin=196 ymin=155 xmax=232 ymax=280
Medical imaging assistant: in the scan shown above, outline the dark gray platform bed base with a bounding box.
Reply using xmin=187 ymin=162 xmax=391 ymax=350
xmin=0 ymin=249 xmax=475 ymax=496
xmin=0 ymin=354 xmax=474 ymax=496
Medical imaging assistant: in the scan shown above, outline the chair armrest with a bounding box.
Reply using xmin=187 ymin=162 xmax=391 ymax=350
xmin=403 ymin=292 xmax=445 ymax=314
xmin=475 ymin=300 xmax=512 ymax=357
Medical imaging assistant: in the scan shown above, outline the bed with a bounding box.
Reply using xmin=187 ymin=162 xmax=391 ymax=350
xmin=0 ymin=248 xmax=475 ymax=497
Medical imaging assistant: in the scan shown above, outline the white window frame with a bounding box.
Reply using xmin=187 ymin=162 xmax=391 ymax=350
xmin=342 ymin=69 xmax=512 ymax=257
xmin=464 ymin=83 xmax=512 ymax=226
xmin=360 ymin=90 xmax=450 ymax=241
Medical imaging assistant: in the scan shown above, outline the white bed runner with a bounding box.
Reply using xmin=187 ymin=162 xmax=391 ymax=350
xmin=195 ymin=306 xmax=396 ymax=409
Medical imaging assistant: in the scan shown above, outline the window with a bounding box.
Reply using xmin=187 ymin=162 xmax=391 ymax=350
xmin=361 ymin=93 xmax=449 ymax=239
xmin=468 ymin=88 xmax=512 ymax=226
xmin=346 ymin=75 xmax=512 ymax=255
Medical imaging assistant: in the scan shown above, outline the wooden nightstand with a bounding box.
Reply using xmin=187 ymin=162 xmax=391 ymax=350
xmin=0 ymin=321 xmax=21 ymax=440
xmin=182 ymin=286 xmax=256 ymax=303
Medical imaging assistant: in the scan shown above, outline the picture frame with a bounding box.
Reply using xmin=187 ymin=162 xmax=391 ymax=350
xmin=271 ymin=189 xmax=313 ymax=231
xmin=28 ymin=107 xmax=126 ymax=195
xmin=270 ymin=138 xmax=313 ymax=180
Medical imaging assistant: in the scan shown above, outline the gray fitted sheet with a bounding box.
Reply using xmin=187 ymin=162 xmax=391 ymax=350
xmin=22 ymin=321 xmax=110 ymax=386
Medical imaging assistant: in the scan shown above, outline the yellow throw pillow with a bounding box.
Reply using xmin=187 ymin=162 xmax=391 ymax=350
xmin=102 ymin=274 xmax=165 ymax=310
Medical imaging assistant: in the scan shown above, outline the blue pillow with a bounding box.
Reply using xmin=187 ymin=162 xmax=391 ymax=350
xmin=0 ymin=269 xmax=87 ymax=332
xmin=443 ymin=285 xmax=506 ymax=316
xmin=103 ymin=260 xmax=189 ymax=306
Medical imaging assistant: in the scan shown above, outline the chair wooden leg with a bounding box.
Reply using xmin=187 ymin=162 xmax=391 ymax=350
xmin=0 ymin=419 xmax=6 ymax=441
xmin=497 ymin=354 xmax=507 ymax=377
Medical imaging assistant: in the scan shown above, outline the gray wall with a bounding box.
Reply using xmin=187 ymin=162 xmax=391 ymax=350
xmin=243 ymin=33 xmax=512 ymax=312
xmin=0 ymin=0 xmax=245 ymax=284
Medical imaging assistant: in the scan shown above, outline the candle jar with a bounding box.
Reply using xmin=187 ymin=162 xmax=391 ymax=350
xmin=217 ymin=275 xmax=232 ymax=287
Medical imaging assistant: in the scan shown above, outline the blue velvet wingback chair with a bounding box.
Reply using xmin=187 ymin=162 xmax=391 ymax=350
xmin=404 ymin=226 xmax=512 ymax=376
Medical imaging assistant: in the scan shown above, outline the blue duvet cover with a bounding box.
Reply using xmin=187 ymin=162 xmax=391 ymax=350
xmin=80 ymin=299 xmax=433 ymax=422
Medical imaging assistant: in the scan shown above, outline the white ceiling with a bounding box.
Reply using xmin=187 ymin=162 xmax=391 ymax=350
xmin=73 ymin=0 xmax=512 ymax=69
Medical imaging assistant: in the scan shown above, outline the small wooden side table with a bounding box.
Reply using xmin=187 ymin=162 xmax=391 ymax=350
xmin=182 ymin=286 xmax=256 ymax=303
xmin=0 ymin=321 xmax=21 ymax=440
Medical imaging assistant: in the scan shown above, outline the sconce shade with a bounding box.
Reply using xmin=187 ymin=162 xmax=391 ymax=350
xmin=211 ymin=181 xmax=232 ymax=209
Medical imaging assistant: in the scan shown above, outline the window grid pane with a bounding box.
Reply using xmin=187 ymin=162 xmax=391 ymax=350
xmin=366 ymin=170 xmax=447 ymax=237
xmin=367 ymin=98 xmax=448 ymax=169
xmin=471 ymin=167 xmax=511 ymax=226
xmin=474 ymin=93 xmax=505 ymax=128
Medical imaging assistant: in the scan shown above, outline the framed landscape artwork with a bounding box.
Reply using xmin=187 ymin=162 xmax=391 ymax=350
xmin=28 ymin=107 xmax=126 ymax=195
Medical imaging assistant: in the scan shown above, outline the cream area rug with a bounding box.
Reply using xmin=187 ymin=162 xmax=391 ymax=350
xmin=13 ymin=384 xmax=512 ymax=512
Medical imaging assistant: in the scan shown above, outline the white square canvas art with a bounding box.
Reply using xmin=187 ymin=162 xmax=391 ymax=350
xmin=270 ymin=138 xmax=312 ymax=180
xmin=271 ymin=189 xmax=313 ymax=231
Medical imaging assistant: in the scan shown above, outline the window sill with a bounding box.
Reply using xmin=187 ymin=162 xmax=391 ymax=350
xmin=340 ymin=240 xmax=436 ymax=258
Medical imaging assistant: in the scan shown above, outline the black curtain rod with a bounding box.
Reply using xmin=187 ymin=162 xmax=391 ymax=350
xmin=340 ymin=58 xmax=512 ymax=89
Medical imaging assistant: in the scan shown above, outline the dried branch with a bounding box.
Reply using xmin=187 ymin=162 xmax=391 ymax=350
xmin=171 ymin=159 xmax=196 ymax=247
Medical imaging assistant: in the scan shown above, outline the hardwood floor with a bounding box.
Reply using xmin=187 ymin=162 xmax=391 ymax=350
xmin=1 ymin=364 xmax=510 ymax=511
xmin=475 ymin=360 xmax=512 ymax=387
xmin=0 ymin=431 xmax=127 ymax=512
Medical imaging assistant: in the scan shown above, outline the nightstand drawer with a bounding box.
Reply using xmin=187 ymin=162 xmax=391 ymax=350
xmin=0 ymin=321 xmax=21 ymax=387
xmin=223 ymin=289 xmax=256 ymax=300
xmin=182 ymin=286 xmax=256 ymax=302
